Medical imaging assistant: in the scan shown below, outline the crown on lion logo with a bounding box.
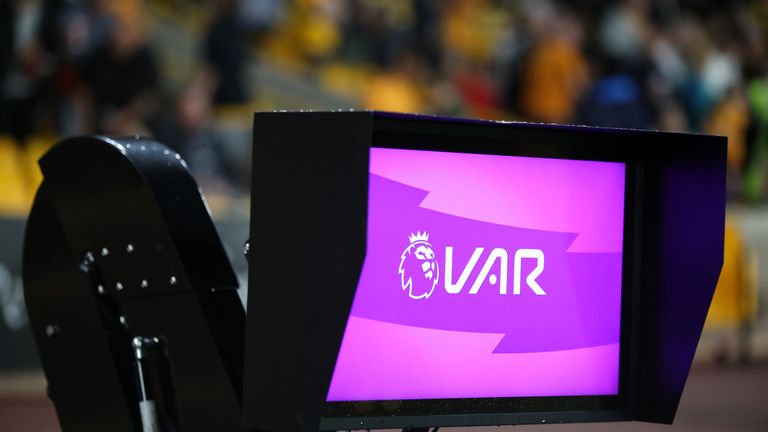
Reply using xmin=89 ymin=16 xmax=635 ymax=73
xmin=408 ymin=231 xmax=430 ymax=244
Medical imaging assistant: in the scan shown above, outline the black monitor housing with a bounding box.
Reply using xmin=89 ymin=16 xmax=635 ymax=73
xmin=243 ymin=111 xmax=726 ymax=431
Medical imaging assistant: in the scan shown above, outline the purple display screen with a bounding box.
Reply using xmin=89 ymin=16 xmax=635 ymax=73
xmin=327 ymin=147 xmax=626 ymax=402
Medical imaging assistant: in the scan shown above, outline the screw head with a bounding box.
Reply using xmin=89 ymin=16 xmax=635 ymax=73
xmin=45 ymin=325 xmax=59 ymax=338
xmin=79 ymin=261 xmax=90 ymax=273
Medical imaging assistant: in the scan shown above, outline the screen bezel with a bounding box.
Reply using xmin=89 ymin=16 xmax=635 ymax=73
xmin=320 ymin=116 xmax=640 ymax=429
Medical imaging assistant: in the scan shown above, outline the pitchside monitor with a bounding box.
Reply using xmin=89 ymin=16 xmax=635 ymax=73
xmin=327 ymin=149 xmax=626 ymax=402
xmin=245 ymin=111 xmax=727 ymax=431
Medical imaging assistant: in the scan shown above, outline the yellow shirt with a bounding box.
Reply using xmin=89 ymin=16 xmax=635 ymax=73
xmin=519 ymin=37 xmax=588 ymax=123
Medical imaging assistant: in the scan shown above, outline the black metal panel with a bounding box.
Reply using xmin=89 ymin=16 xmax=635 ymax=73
xmin=23 ymin=136 xmax=245 ymax=432
xmin=244 ymin=111 xmax=371 ymax=431
xmin=25 ymin=183 xmax=138 ymax=432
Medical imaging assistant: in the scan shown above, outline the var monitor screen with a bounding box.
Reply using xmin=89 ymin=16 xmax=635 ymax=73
xmin=327 ymin=147 xmax=626 ymax=402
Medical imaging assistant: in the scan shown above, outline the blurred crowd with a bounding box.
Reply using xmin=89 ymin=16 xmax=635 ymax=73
xmin=264 ymin=0 xmax=768 ymax=202
xmin=0 ymin=0 xmax=254 ymax=211
xmin=1 ymin=0 xmax=768 ymax=208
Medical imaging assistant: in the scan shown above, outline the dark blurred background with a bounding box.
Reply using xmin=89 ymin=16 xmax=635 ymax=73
xmin=0 ymin=0 xmax=767 ymax=431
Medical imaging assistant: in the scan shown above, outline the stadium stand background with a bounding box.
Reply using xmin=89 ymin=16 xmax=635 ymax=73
xmin=1 ymin=1 xmax=767 ymax=430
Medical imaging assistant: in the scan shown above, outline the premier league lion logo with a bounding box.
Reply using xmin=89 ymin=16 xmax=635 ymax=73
xmin=399 ymin=231 xmax=439 ymax=300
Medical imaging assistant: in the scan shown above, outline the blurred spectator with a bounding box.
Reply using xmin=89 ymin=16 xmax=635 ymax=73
xmin=238 ymin=0 xmax=284 ymax=35
xmin=363 ymin=50 xmax=425 ymax=113
xmin=706 ymin=87 xmax=750 ymax=174
xmin=701 ymin=20 xmax=741 ymax=104
xmin=705 ymin=217 xmax=758 ymax=363
xmin=0 ymin=0 xmax=61 ymax=144
xmin=411 ymin=0 xmax=443 ymax=72
xmin=442 ymin=0 xmax=507 ymax=63
xmin=147 ymin=74 xmax=213 ymax=156
xmin=453 ymin=59 xmax=501 ymax=119
xmin=49 ymin=1 xmax=99 ymax=137
xmin=744 ymin=76 xmax=768 ymax=202
xmin=1 ymin=1 xmax=12 ymax=88
xmin=649 ymin=29 xmax=687 ymax=89
xmin=339 ymin=0 xmax=412 ymax=68
xmin=81 ymin=1 xmax=158 ymax=135
xmin=597 ymin=0 xmax=651 ymax=69
xmin=577 ymin=71 xmax=654 ymax=130
xmin=517 ymin=5 xmax=588 ymax=123
xmin=146 ymin=73 xmax=246 ymax=193
xmin=204 ymin=0 xmax=249 ymax=106
xmin=263 ymin=0 xmax=342 ymax=66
